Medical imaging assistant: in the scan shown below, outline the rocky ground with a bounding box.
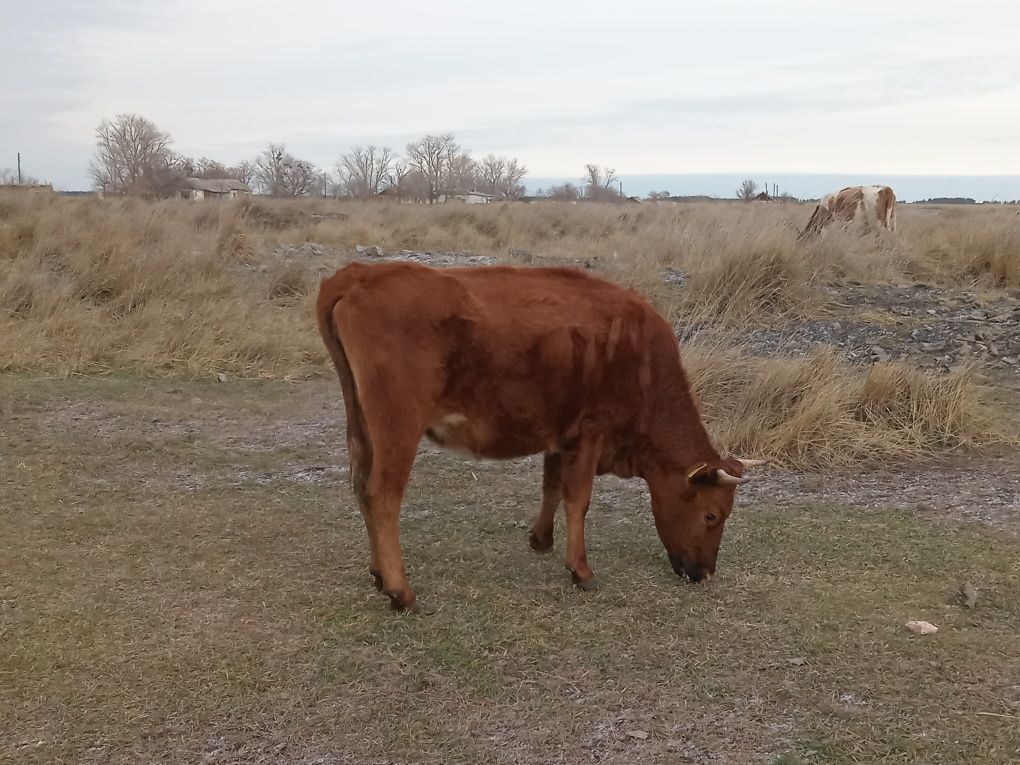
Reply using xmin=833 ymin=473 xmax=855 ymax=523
xmin=689 ymin=282 xmax=1020 ymax=384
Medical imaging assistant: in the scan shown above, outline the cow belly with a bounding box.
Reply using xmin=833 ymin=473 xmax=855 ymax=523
xmin=424 ymin=412 xmax=551 ymax=460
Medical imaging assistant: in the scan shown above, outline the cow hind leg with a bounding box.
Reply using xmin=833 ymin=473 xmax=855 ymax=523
xmin=346 ymin=425 xmax=383 ymax=591
xmin=361 ymin=430 xmax=422 ymax=612
xmin=352 ymin=380 xmax=427 ymax=612
xmin=529 ymin=452 xmax=562 ymax=553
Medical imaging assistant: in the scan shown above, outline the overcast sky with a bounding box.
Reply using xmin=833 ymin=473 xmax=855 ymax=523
xmin=5 ymin=0 xmax=1020 ymax=190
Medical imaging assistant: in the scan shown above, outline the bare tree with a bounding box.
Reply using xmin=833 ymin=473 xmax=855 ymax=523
xmin=405 ymin=133 xmax=460 ymax=203
xmin=479 ymin=154 xmax=506 ymax=196
xmin=89 ymin=114 xmax=176 ymax=196
xmin=393 ymin=167 xmax=429 ymax=203
xmin=0 ymin=168 xmax=41 ymax=185
xmin=583 ymin=164 xmax=621 ymax=201
xmin=447 ymin=151 xmax=478 ymax=193
xmin=736 ymin=178 xmax=759 ymax=200
xmin=545 ymin=182 xmax=581 ymax=201
xmin=252 ymin=143 xmax=318 ymax=197
xmin=234 ymin=160 xmax=256 ymax=188
xmin=187 ymin=157 xmax=250 ymax=183
xmin=647 ymin=190 xmax=671 ymax=200
xmin=336 ymin=145 xmax=397 ymax=198
xmin=503 ymin=158 xmax=527 ymax=199
xmin=478 ymin=154 xmax=528 ymax=199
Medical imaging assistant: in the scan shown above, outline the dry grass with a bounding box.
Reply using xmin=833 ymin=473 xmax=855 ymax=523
xmin=0 ymin=194 xmax=320 ymax=377
xmin=1 ymin=378 xmax=1018 ymax=764
xmin=1 ymin=195 xmax=1017 ymax=468
xmin=685 ymin=345 xmax=1003 ymax=468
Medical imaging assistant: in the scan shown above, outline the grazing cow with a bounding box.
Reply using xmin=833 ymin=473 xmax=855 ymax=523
xmin=317 ymin=262 xmax=764 ymax=611
xmin=799 ymin=185 xmax=897 ymax=239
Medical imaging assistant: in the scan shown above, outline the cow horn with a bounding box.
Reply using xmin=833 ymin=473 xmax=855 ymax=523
xmin=737 ymin=458 xmax=768 ymax=469
xmin=716 ymin=469 xmax=749 ymax=486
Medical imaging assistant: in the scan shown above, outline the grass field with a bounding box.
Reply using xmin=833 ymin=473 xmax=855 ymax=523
xmin=2 ymin=377 xmax=1018 ymax=764
xmin=2 ymin=197 xmax=1019 ymax=763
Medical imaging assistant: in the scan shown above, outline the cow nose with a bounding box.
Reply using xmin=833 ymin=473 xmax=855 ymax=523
xmin=685 ymin=565 xmax=707 ymax=583
xmin=668 ymin=553 xmax=708 ymax=583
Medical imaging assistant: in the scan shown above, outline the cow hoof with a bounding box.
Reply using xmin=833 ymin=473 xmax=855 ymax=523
xmin=370 ymin=570 xmax=383 ymax=591
xmin=571 ymin=573 xmax=601 ymax=592
xmin=528 ymin=530 xmax=554 ymax=553
xmin=386 ymin=591 xmax=418 ymax=613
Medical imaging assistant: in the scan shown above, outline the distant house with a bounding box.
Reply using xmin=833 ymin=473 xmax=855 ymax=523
xmin=177 ymin=178 xmax=251 ymax=200
xmin=752 ymin=191 xmax=774 ymax=202
xmin=437 ymin=189 xmax=492 ymax=205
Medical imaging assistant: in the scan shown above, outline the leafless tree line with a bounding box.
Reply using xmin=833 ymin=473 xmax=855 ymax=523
xmin=88 ymin=115 xmax=530 ymax=202
xmin=539 ymin=164 xmax=622 ymax=202
xmin=334 ymin=133 xmax=527 ymax=203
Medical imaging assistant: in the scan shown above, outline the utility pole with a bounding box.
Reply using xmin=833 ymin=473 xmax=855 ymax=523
xmin=618 ymin=180 xmax=623 ymax=197
xmin=17 ymin=152 xmax=22 ymax=184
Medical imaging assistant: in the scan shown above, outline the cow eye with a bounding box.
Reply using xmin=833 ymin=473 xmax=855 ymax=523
xmin=705 ymin=512 xmax=718 ymax=524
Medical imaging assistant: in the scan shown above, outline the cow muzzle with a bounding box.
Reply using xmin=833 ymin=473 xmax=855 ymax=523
xmin=669 ymin=553 xmax=712 ymax=584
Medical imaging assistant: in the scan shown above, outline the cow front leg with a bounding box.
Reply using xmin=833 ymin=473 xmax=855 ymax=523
xmin=561 ymin=440 xmax=601 ymax=591
xmin=529 ymin=452 xmax=562 ymax=553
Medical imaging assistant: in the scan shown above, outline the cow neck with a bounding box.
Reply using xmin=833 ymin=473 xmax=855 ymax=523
xmin=645 ymin=362 xmax=720 ymax=471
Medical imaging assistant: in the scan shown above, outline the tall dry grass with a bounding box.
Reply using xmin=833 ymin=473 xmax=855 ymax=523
xmin=1 ymin=194 xmax=1015 ymax=464
xmin=0 ymin=194 xmax=321 ymax=377
xmin=684 ymin=344 xmax=1001 ymax=467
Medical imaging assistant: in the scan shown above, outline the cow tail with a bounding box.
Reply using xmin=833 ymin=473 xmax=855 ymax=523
xmin=316 ymin=275 xmax=373 ymax=506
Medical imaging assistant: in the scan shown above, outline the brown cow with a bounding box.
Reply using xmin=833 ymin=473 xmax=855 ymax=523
xmin=317 ymin=261 xmax=764 ymax=611
xmin=799 ymin=185 xmax=897 ymax=239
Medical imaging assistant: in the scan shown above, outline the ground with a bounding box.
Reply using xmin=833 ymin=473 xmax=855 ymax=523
xmin=3 ymin=199 xmax=1020 ymax=763
xmin=2 ymin=376 xmax=1018 ymax=764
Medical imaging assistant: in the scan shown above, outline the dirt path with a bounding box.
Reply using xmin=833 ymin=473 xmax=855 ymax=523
xmin=25 ymin=379 xmax=1019 ymax=532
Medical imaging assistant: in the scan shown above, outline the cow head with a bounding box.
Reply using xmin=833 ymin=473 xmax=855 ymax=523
xmin=647 ymin=457 xmax=765 ymax=583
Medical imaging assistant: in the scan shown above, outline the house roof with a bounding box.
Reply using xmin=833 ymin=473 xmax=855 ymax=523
xmin=182 ymin=178 xmax=251 ymax=193
xmin=437 ymin=189 xmax=493 ymax=198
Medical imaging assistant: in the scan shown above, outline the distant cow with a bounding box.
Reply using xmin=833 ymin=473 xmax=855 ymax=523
xmin=799 ymin=185 xmax=897 ymax=239
xmin=317 ymin=262 xmax=764 ymax=611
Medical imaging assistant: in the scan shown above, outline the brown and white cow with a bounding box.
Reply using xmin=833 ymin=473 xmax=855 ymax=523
xmin=317 ymin=261 xmax=764 ymax=611
xmin=799 ymin=185 xmax=897 ymax=238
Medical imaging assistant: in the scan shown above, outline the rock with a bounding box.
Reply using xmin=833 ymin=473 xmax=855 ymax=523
xmin=787 ymin=656 xmax=808 ymax=666
xmin=871 ymin=346 xmax=891 ymax=363
xmin=354 ymin=245 xmax=366 ymax=254
xmin=625 ymin=730 xmax=649 ymax=740
xmin=990 ymin=313 xmax=1012 ymax=323
xmin=1002 ymin=356 xmax=1018 ymax=365
xmin=216 ymin=373 xmax=229 ymax=383
xmin=905 ymin=620 xmax=938 ymax=635
xmin=921 ymin=342 xmax=946 ymax=352
xmin=989 ymin=343 xmax=1002 ymax=357
xmin=926 ymin=309 xmax=937 ymax=315
xmin=969 ymin=310 xmax=989 ymax=321
xmin=957 ymin=581 xmax=979 ymax=609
